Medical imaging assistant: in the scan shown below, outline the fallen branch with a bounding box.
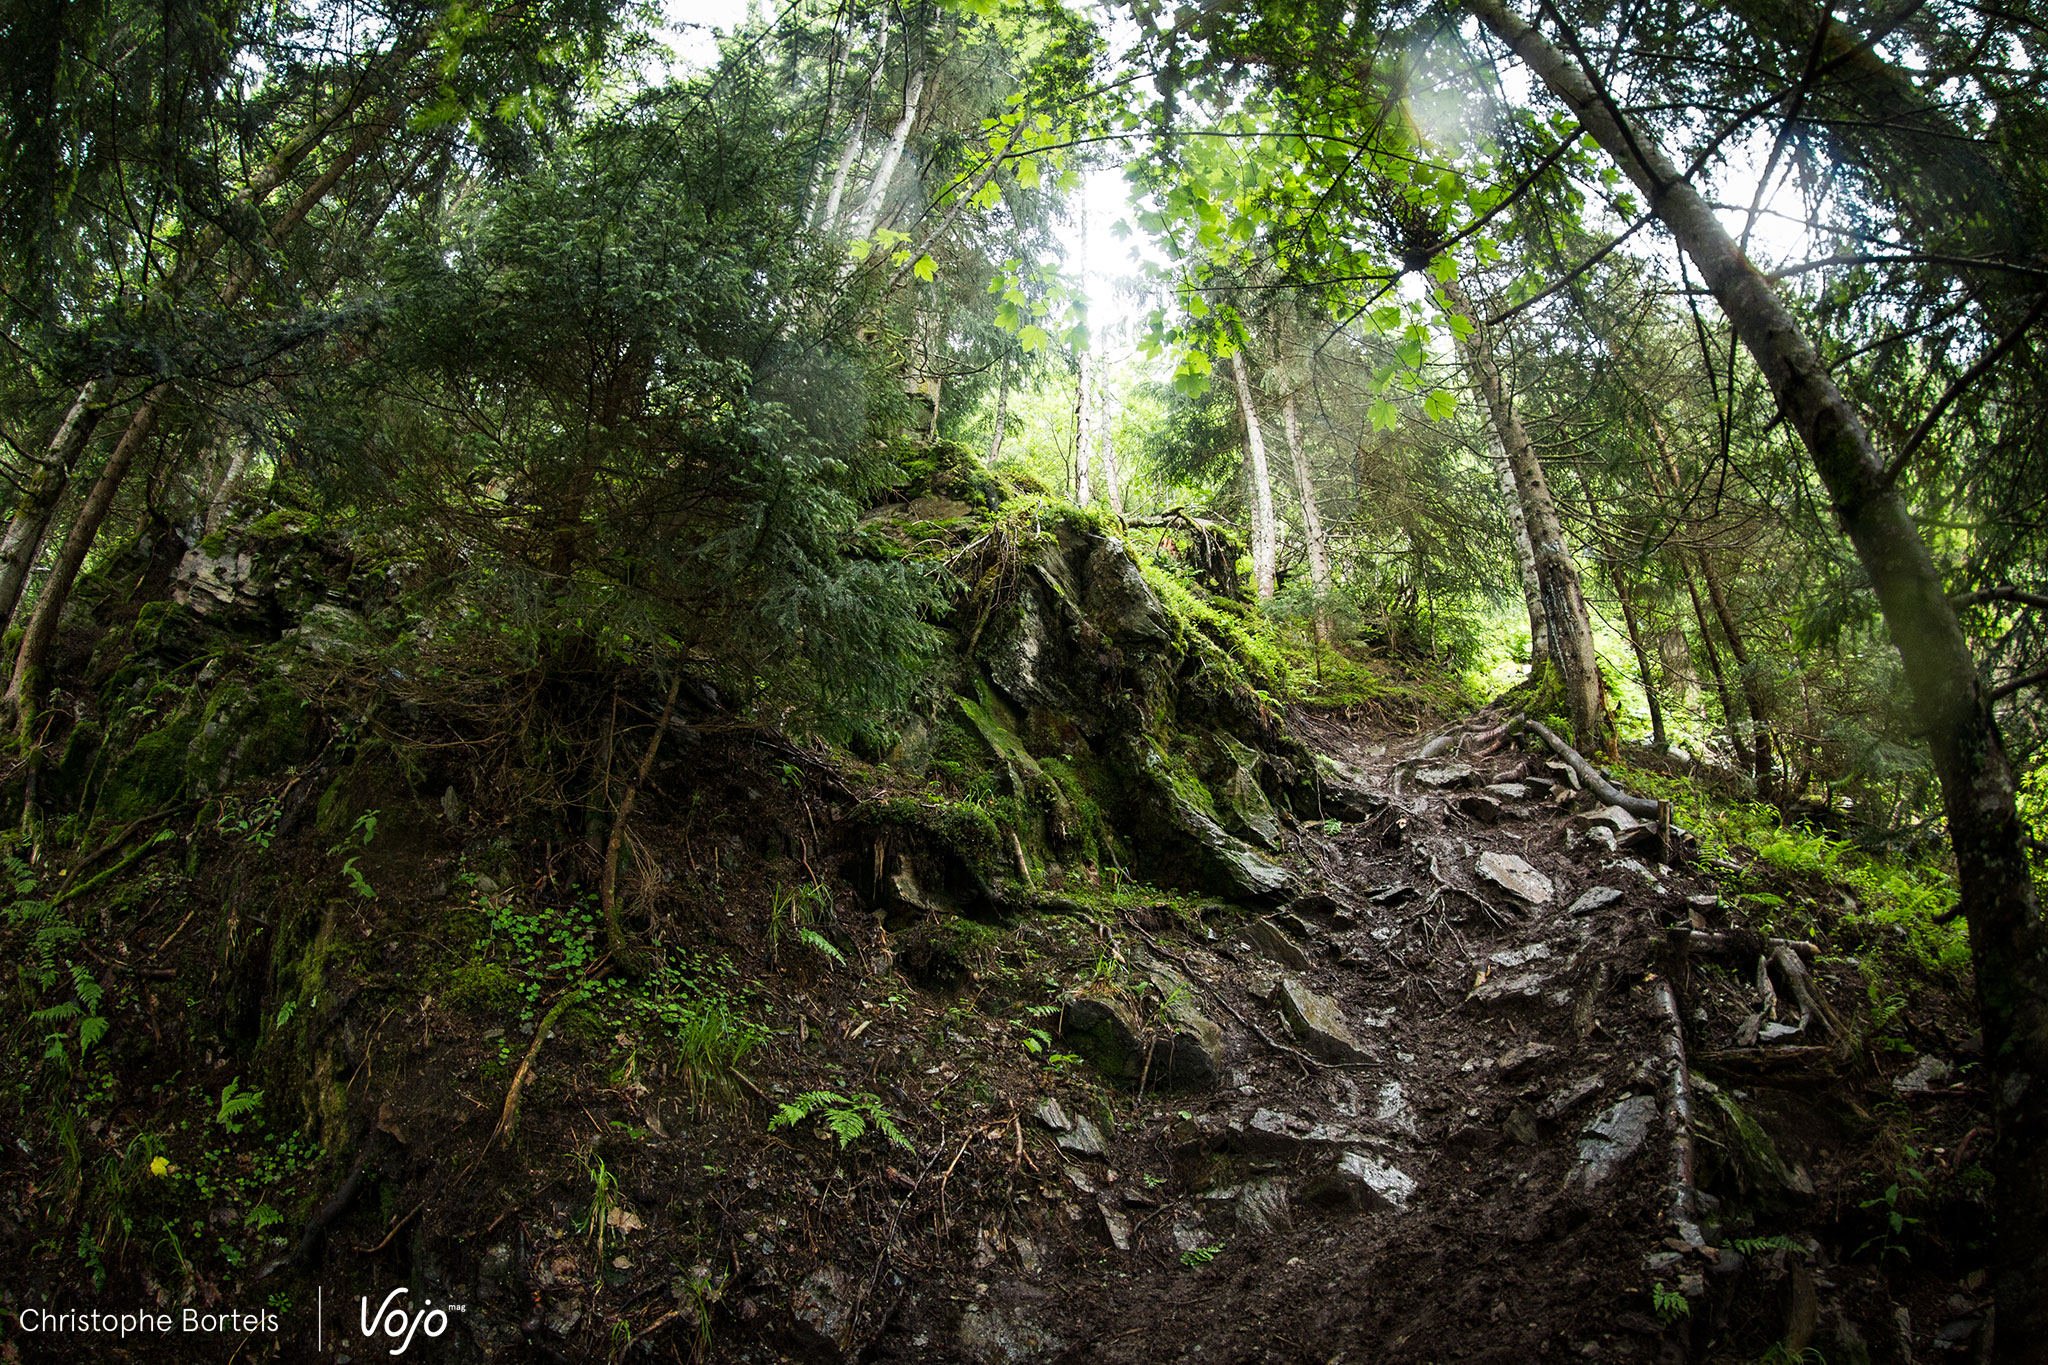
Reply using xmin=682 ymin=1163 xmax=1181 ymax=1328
xmin=290 ymin=1131 xmax=387 ymax=1268
xmin=1651 ymin=979 xmax=1702 ymax=1245
xmin=1517 ymin=715 xmax=1663 ymax=821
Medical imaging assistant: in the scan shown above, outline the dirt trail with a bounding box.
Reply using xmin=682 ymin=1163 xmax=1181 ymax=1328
xmin=864 ymin=706 xmax=1721 ymax=1363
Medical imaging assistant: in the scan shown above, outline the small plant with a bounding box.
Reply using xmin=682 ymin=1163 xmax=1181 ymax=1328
xmin=769 ymin=1091 xmax=912 ymax=1151
xmin=1651 ymin=1281 xmax=1690 ymax=1324
xmin=1321 ymin=818 xmax=1342 ymax=835
xmin=768 ymin=881 xmax=844 ymax=967
xmin=1729 ymin=1234 xmax=1803 ymax=1256
xmin=330 ymin=810 xmax=379 ymax=900
xmin=215 ymin=1079 xmax=263 ymax=1134
xmin=1179 ymin=1244 xmax=1221 ymax=1268
xmin=584 ymin=1153 xmax=620 ymax=1261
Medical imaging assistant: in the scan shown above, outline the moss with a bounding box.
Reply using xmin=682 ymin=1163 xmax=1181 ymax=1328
xmin=97 ymin=709 xmax=199 ymax=821
xmin=865 ymin=795 xmax=1006 ymax=874
xmin=442 ymin=961 xmax=522 ymax=1016
xmin=130 ymin=601 xmax=192 ymax=653
xmin=198 ymin=532 xmax=228 ymax=556
xmin=244 ymin=508 xmax=304 ymax=542
xmin=188 ymin=677 xmax=311 ymax=795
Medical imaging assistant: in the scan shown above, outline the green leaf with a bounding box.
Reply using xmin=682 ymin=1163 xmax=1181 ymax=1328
xmin=1422 ymin=388 xmax=1458 ymax=422
xmin=912 ymin=254 xmax=937 ymax=283
xmin=1018 ymin=325 xmax=1050 ymax=353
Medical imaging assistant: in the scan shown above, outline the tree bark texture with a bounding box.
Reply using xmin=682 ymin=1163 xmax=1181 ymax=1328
xmin=1281 ymin=389 xmax=1332 ymax=643
xmin=1467 ymin=2 xmax=2048 ymax=1348
xmin=1230 ymin=350 xmax=1278 ymax=599
xmin=0 ymin=381 xmax=108 ymax=632
xmin=1443 ymin=278 xmax=1609 ymax=751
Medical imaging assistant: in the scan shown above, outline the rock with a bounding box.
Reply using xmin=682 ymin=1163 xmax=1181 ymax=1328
xmin=1033 ymin=1098 xmax=1071 ymax=1132
xmin=1418 ymin=734 xmax=1460 ymax=760
xmin=1483 ymin=782 xmax=1532 ymax=800
xmin=1503 ymin=1107 xmax=1540 ymax=1145
xmin=1470 ymin=971 xmax=1549 ymax=1002
xmin=1373 ymin=1080 xmax=1419 ymax=1136
xmin=1574 ymin=1095 xmax=1660 ymax=1187
xmin=1239 ymin=916 xmax=1313 ymax=971
xmin=1497 ymin=1042 xmax=1558 ymax=1078
xmin=1312 ymin=1151 xmax=1417 ymax=1211
xmin=790 ymin=1266 xmax=855 ymax=1354
xmin=1098 ymin=1199 xmax=1133 ymax=1250
xmin=1571 ymin=805 xmax=1642 ymax=834
xmin=1454 ymin=792 xmax=1503 ymax=824
xmin=1414 ymin=761 xmax=1480 ymax=790
xmin=1567 ymin=886 xmax=1623 ymax=916
xmin=958 ymin=1302 xmax=1065 ymax=1365
xmin=1234 ymin=1178 xmax=1293 ymax=1234
xmin=1082 ymin=536 xmax=1173 ymax=644
xmin=1543 ymin=1075 xmax=1606 ymax=1118
xmin=1369 ymin=882 xmax=1414 ymax=905
xmin=1488 ymin=942 xmax=1553 ymax=970
xmin=1475 ymin=851 xmax=1554 ymax=906
xmin=1760 ymin=1022 xmax=1803 ymax=1043
xmin=1278 ymin=978 xmax=1372 ymax=1062
xmin=1012 ymin=1236 xmax=1042 ymax=1275
xmin=1892 ymin=1054 xmax=1953 ymax=1093
xmin=1056 ymin=1115 xmax=1107 ymax=1158
xmin=1233 ymin=1108 xmax=1374 ymax=1156
xmin=1286 ymin=893 xmax=1354 ymax=931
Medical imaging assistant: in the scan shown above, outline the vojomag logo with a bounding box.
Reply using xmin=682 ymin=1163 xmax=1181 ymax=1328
xmin=359 ymin=1288 xmax=451 ymax=1356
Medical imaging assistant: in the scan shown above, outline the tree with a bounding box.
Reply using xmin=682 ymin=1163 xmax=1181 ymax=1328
xmin=1464 ymin=0 xmax=2048 ymax=1345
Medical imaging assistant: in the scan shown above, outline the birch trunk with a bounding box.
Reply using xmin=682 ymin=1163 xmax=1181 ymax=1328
xmin=846 ymin=65 xmax=924 ymax=242
xmin=1280 ymin=390 xmax=1331 ymax=642
xmin=1229 ymin=351 xmax=1277 ymax=599
xmin=1486 ymin=421 xmax=1549 ymax=673
xmin=0 ymin=381 xmax=108 ymax=632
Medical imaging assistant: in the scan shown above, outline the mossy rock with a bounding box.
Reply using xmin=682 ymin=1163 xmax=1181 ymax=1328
xmin=442 ymin=961 xmax=522 ymax=1016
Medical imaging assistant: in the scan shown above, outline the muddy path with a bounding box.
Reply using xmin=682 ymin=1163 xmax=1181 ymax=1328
xmin=849 ymin=705 xmax=1706 ymax=1364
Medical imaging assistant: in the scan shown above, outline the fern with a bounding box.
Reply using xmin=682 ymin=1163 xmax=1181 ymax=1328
xmin=216 ymin=1079 xmax=264 ymax=1133
xmin=795 ymin=926 xmax=845 ymax=965
xmin=769 ymin=1090 xmax=911 ymax=1150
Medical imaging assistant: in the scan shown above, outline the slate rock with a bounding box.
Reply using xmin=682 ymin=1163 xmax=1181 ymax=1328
xmin=1497 ymin=1042 xmax=1559 ymax=1078
xmin=790 ymin=1266 xmax=856 ymax=1353
xmin=1471 ymin=971 xmax=1550 ymax=1003
xmin=1097 ymin=1199 xmax=1133 ymax=1251
xmin=1240 ymin=916 xmax=1313 ymax=971
xmin=1033 ymin=1098 xmax=1071 ymax=1132
xmin=958 ymin=1303 xmax=1066 ymax=1365
xmin=1572 ymin=804 xmax=1642 ymax=834
xmin=1567 ymin=886 xmax=1623 ymax=916
xmin=1313 ymin=1151 xmax=1416 ymax=1211
xmin=1575 ymin=1094 xmax=1660 ymax=1187
xmin=1455 ymin=792 xmax=1503 ymax=824
xmin=1233 ymin=1108 xmax=1373 ymax=1156
xmin=1892 ymin=1054 xmax=1953 ymax=1093
xmin=1475 ymin=851 xmax=1554 ymax=905
xmin=1484 ymin=782 xmax=1532 ymax=801
xmin=1278 ymin=978 xmax=1372 ymax=1061
xmin=1415 ymin=761 xmax=1481 ymax=790
xmin=1488 ymin=942 xmax=1553 ymax=970
xmin=1056 ymin=1114 xmax=1108 ymax=1158
xmin=1233 ymin=1177 xmax=1293 ymax=1234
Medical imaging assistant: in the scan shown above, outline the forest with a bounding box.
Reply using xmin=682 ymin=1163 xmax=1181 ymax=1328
xmin=0 ymin=0 xmax=2042 ymax=1359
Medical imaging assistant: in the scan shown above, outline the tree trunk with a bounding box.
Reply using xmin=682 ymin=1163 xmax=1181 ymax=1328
xmin=1611 ymin=562 xmax=1667 ymax=750
xmin=0 ymin=381 xmax=108 ymax=632
xmin=1229 ymin=350 xmax=1278 ymax=599
xmin=1096 ymin=378 xmax=1125 ymax=516
xmin=846 ymin=64 xmax=924 ymax=242
xmin=2 ymin=396 xmax=160 ymax=734
xmin=1700 ymin=553 xmax=1775 ymax=796
xmin=1443 ymin=277 xmax=1609 ymax=751
xmin=1486 ymin=422 xmax=1549 ymax=675
xmin=1469 ymin=2 xmax=2048 ymax=1346
xmin=1682 ymin=564 xmax=1751 ymax=771
xmin=1280 ymin=389 xmax=1332 ymax=643
xmin=601 ymin=663 xmax=685 ymax=969
xmin=987 ymin=352 xmax=1011 ymax=464
xmin=1074 ymin=352 xmax=1093 ymax=505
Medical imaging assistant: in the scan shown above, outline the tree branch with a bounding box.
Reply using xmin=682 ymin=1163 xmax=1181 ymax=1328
xmin=1879 ymin=289 xmax=2048 ymax=489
